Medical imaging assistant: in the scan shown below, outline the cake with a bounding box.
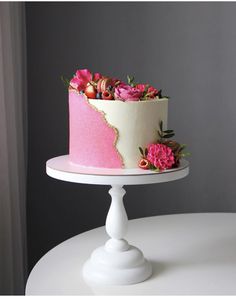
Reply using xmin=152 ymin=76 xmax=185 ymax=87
xmin=64 ymin=69 xmax=188 ymax=171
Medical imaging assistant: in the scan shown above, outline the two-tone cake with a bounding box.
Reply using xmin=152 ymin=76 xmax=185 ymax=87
xmin=65 ymin=69 xmax=188 ymax=171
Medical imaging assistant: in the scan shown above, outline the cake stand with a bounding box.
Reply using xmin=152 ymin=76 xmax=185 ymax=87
xmin=46 ymin=155 xmax=189 ymax=285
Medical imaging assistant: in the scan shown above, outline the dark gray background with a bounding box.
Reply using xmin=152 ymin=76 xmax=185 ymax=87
xmin=26 ymin=2 xmax=236 ymax=273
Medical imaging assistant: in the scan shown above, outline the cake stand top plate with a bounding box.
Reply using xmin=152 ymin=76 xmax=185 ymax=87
xmin=46 ymin=155 xmax=189 ymax=186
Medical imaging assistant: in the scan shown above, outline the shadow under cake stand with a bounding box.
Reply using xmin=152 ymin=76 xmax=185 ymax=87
xmin=46 ymin=155 xmax=189 ymax=285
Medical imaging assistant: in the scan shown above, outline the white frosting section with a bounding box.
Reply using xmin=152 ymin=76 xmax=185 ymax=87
xmin=88 ymin=98 xmax=168 ymax=168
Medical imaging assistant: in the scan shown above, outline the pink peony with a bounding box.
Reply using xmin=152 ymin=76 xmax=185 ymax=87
xmin=114 ymin=84 xmax=143 ymax=101
xmin=147 ymin=143 xmax=175 ymax=171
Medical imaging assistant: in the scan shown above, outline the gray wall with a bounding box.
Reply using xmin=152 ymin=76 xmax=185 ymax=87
xmin=26 ymin=2 xmax=236 ymax=272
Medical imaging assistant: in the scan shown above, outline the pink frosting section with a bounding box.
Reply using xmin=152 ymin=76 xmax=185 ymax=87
xmin=69 ymin=90 xmax=123 ymax=168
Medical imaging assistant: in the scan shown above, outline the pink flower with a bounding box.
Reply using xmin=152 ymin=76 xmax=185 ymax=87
xmin=114 ymin=84 xmax=143 ymax=101
xmin=70 ymin=69 xmax=92 ymax=91
xmin=147 ymin=143 xmax=175 ymax=171
xmin=136 ymin=84 xmax=146 ymax=92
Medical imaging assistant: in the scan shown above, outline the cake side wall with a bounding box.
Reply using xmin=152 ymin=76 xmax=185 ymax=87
xmin=89 ymin=99 xmax=168 ymax=168
xmin=69 ymin=90 xmax=123 ymax=168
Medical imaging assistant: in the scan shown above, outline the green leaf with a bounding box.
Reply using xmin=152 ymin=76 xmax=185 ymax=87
xmin=178 ymin=146 xmax=185 ymax=153
xmin=127 ymin=75 xmax=131 ymax=84
xmin=149 ymin=164 xmax=160 ymax=172
xmin=163 ymin=129 xmax=174 ymax=133
xmin=159 ymin=120 xmax=163 ymax=132
xmin=158 ymin=130 xmax=163 ymax=138
xmin=149 ymin=164 xmax=157 ymax=170
xmin=61 ymin=75 xmax=70 ymax=88
xmin=163 ymin=133 xmax=175 ymax=139
xmin=139 ymin=147 xmax=144 ymax=156
xmin=127 ymin=75 xmax=135 ymax=86
xmin=145 ymin=148 xmax=148 ymax=157
xmin=180 ymin=152 xmax=191 ymax=157
xmin=178 ymin=145 xmax=186 ymax=152
xmin=157 ymin=89 xmax=162 ymax=98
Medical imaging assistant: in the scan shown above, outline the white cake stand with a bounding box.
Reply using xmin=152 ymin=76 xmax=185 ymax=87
xmin=46 ymin=155 xmax=189 ymax=285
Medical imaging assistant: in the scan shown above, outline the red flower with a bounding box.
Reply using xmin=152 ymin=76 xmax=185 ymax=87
xmin=136 ymin=84 xmax=146 ymax=92
xmin=147 ymin=86 xmax=158 ymax=98
xmin=136 ymin=84 xmax=159 ymax=99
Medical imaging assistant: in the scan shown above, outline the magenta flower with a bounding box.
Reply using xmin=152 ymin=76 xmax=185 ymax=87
xmin=114 ymin=84 xmax=143 ymax=101
xmin=147 ymin=143 xmax=175 ymax=171
xmin=70 ymin=69 xmax=92 ymax=91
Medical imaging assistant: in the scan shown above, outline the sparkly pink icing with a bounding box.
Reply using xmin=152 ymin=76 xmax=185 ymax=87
xmin=69 ymin=90 xmax=123 ymax=168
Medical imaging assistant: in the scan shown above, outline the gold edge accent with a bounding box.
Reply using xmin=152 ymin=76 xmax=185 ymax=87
xmin=69 ymin=89 xmax=125 ymax=168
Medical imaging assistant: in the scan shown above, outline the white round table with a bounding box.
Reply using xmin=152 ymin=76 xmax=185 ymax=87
xmin=42 ymin=155 xmax=189 ymax=286
xmin=26 ymin=213 xmax=236 ymax=295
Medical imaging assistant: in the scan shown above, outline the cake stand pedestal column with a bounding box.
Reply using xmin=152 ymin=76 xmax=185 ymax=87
xmin=83 ymin=185 xmax=152 ymax=285
xmin=46 ymin=155 xmax=189 ymax=285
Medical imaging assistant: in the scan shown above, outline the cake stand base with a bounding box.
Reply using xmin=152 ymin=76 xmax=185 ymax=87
xmin=82 ymin=241 xmax=152 ymax=285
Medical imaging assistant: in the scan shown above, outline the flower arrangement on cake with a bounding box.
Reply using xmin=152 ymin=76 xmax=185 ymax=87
xmin=62 ymin=68 xmax=167 ymax=101
xmin=138 ymin=121 xmax=190 ymax=172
